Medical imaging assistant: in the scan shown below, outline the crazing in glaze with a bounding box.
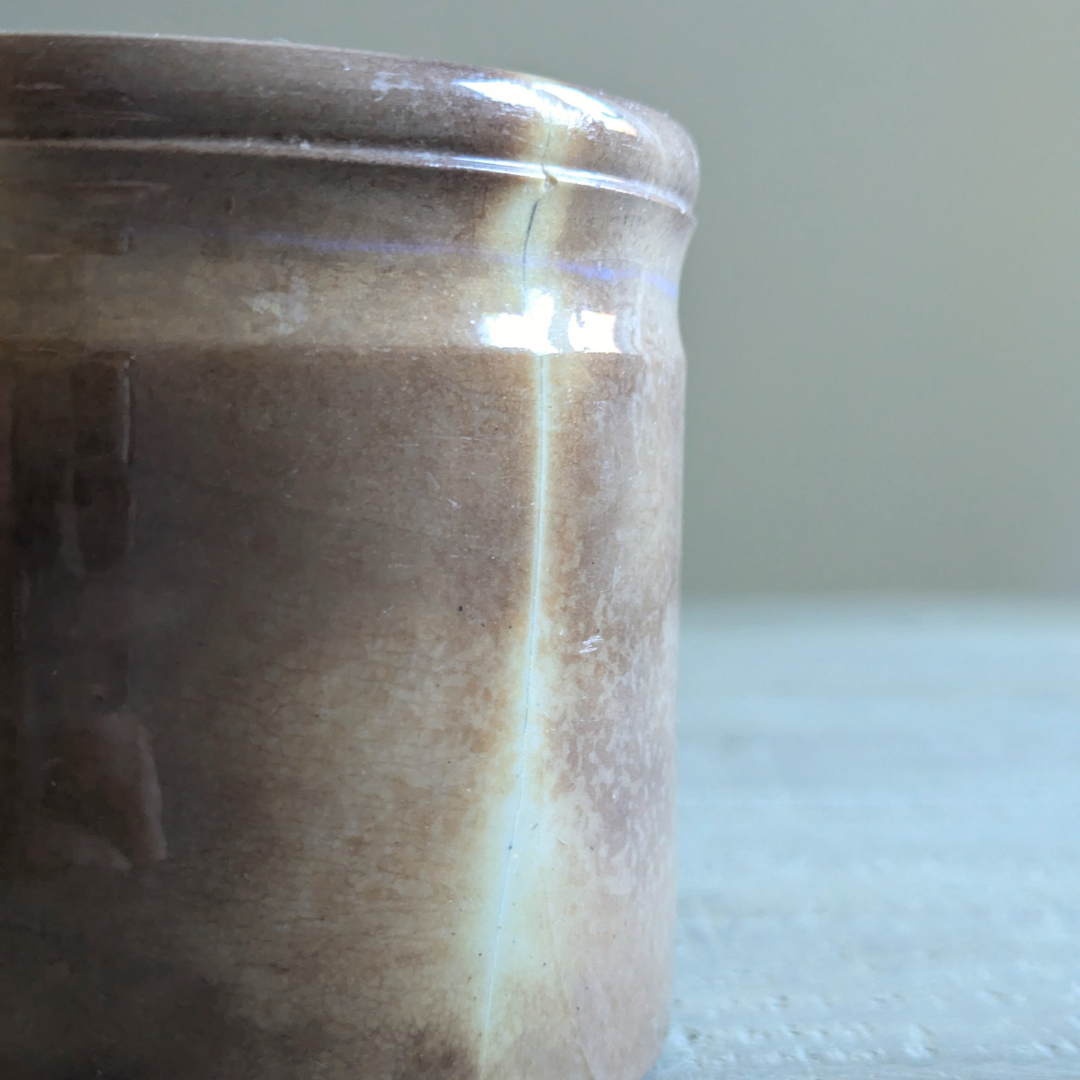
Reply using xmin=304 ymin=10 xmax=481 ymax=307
xmin=0 ymin=34 xmax=697 ymax=1080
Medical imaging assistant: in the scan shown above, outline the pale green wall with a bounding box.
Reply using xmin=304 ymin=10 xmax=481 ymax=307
xmin=5 ymin=1 xmax=1080 ymax=595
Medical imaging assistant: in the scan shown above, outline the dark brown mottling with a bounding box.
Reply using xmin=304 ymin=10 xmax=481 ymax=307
xmin=0 ymin=34 xmax=697 ymax=1080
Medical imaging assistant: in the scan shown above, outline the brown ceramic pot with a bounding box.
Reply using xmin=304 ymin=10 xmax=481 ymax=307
xmin=0 ymin=34 xmax=697 ymax=1080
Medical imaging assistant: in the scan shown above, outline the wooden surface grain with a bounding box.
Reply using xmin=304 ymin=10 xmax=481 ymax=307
xmin=648 ymin=600 xmax=1080 ymax=1079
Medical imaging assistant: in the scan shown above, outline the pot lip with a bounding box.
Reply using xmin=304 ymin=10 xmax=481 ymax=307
xmin=0 ymin=32 xmax=699 ymax=215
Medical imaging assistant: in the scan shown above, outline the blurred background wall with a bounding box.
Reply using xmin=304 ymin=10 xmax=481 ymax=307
xmin=5 ymin=0 xmax=1080 ymax=597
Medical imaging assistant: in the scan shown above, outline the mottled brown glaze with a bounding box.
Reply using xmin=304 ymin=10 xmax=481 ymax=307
xmin=0 ymin=34 xmax=697 ymax=1080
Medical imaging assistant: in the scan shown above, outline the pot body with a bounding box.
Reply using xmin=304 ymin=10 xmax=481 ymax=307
xmin=0 ymin=36 xmax=697 ymax=1080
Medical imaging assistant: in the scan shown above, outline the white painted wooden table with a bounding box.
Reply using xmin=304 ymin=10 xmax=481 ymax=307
xmin=646 ymin=600 xmax=1080 ymax=1079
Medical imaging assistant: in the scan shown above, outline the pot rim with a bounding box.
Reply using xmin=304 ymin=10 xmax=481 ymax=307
xmin=0 ymin=32 xmax=699 ymax=215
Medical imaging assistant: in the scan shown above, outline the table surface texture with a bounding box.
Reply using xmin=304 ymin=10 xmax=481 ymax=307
xmin=645 ymin=600 xmax=1080 ymax=1080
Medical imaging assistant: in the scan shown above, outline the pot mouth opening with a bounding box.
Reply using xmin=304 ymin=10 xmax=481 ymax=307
xmin=0 ymin=33 xmax=699 ymax=215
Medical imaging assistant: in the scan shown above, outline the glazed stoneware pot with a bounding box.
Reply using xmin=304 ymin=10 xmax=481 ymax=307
xmin=0 ymin=35 xmax=698 ymax=1080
